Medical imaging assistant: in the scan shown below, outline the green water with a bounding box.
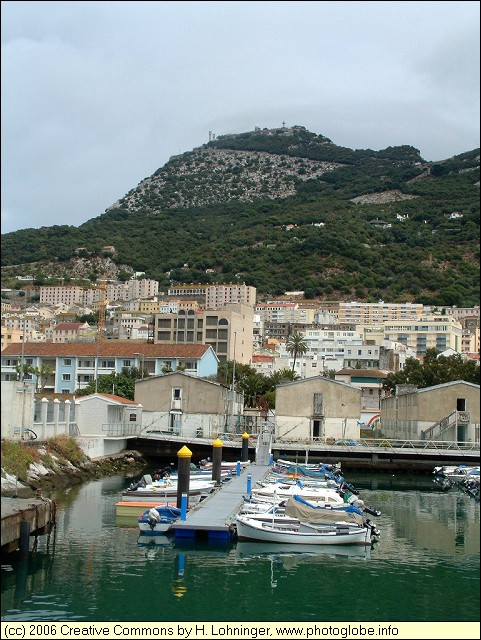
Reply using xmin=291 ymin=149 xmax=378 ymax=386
xmin=1 ymin=472 xmax=479 ymax=623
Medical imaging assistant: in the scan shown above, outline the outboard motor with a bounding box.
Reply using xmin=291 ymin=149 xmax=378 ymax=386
xmin=148 ymin=508 xmax=161 ymax=530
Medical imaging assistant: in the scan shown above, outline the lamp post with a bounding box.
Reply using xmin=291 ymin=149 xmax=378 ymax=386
xmin=95 ymin=336 xmax=100 ymax=393
xmin=341 ymin=403 xmax=347 ymax=439
xmin=231 ymin=332 xmax=237 ymax=432
xmin=133 ymin=352 xmax=145 ymax=377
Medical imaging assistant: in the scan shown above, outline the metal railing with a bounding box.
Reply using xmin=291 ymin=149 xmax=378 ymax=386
xmin=273 ymin=436 xmax=480 ymax=452
xmin=101 ymin=423 xmax=142 ymax=437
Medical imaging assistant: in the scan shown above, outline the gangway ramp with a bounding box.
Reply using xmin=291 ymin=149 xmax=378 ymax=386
xmin=171 ymin=463 xmax=269 ymax=541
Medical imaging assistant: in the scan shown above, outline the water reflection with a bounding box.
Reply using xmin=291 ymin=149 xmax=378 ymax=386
xmin=235 ymin=540 xmax=372 ymax=562
xmin=1 ymin=472 xmax=479 ymax=623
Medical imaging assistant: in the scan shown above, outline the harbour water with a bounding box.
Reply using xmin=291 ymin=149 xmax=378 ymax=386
xmin=1 ymin=470 xmax=479 ymax=623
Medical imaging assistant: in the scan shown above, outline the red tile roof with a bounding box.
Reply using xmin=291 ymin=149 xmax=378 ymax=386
xmin=95 ymin=393 xmax=140 ymax=405
xmin=54 ymin=322 xmax=87 ymax=331
xmin=1 ymin=341 xmax=212 ymax=358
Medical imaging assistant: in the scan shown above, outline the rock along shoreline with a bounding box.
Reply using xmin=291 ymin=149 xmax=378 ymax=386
xmin=1 ymin=449 xmax=148 ymax=499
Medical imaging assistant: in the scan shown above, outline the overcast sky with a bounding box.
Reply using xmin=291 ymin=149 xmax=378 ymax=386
xmin=2 ymin=1 xmax=480 ymax=234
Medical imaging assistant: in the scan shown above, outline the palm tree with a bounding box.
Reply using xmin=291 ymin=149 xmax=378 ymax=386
xmin=285 ymin=332 xmax=308 ymax=372
xmin=240 ymin=373 xmax=266 ymax=408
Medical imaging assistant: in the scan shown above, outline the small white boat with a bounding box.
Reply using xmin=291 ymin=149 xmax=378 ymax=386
xmin=199 ymin=460 xmax=251 ymax=472
xmin=138 ymin=505 xmax=182 ymax=534
xmin=433 ymin=465 xmax=480 ymax=482
xmin=122 ymin=475 xmax=216 ymax=502
xmin=235 ymin=514 xmax=373 ymax=546
xmin=251 ymin=482 xmax=346 ymax=505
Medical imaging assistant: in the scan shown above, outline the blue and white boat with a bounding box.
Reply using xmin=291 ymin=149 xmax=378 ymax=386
xmin=138 ymin=505 xmax=183 ymax=534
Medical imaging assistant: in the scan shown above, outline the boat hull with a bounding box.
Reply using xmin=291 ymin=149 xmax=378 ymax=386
xmin=235 ymin=515 xmax=372 ymax=546
xmin=121 ymin=489 xmax=203 ymax=503
xmin=137 ymin=505 xmax=182 ymax=535
xmin=115 ymin=500 xmax=176 ymax=517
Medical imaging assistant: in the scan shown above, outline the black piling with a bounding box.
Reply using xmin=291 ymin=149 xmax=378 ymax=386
xmin=212 ymin=438 xmax=223 ymax=485
xmin=241 ymin=432 xmax=249 ymax=462
xmin=176 ymin=445 xmax=192 ymax=509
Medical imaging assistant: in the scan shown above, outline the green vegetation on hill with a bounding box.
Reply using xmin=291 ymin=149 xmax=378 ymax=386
xmin=1 ymin=127 xmax=479 ymax=306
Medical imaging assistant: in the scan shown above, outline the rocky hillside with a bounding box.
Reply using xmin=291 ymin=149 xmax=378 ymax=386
xmin=1 ymin=126 xmax=479 ymax=306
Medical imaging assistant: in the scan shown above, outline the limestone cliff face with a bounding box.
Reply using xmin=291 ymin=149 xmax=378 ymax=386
xmin=110 ymin=147 xmax=345 ymax=213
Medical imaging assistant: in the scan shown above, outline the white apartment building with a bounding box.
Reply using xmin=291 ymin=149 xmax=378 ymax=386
xmin=383 ymin=315 xmax=463 ymax=357
xmin=443 ymin=306 xmax=480 ymax=321
xmin=154 ymin=303 xmax=254 ymax=364
xmin=40 ymin=286 xmax=86 ymax=306
xmin=337 ymin=301 xmax=424 ymax=325
xmin=2 ymin=313 xmax=41 ymax=335
xmin=111 ymin=313 xmax=152 ymax=339
xmin=127 ymin=279 xmax=159 ymax=300
xmin=40 ymin=279 xmax=159 ymax=307
xmin=275 ymin=327 xmax=365 ymax=377
xmin=255 ymin=302 xmax=317 ymax=324
xmin=205 ymin=285 xmax=256 ymax=309
xmin=167 ymin=284 xmax=207 ymax=297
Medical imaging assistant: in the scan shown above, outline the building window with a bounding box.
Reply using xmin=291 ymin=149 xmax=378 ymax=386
xmin=129 ymin=413 xmax=137 ymax=422
xmin=122 ymin=360 xmax=131 ymax=367
xmin=62 ymin=389 xmax=70 ymax=394
xmin=62 ymin=374 xmax=71 ymax=381
xmin=173 ymin=388 xmax=181 ymax=400
xmin=63 ymin=359 xmax=72 ymax=366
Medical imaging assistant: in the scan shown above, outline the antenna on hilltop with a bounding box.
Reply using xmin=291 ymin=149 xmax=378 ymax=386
xmin=209 ymin=131 xmax=212 ymax=142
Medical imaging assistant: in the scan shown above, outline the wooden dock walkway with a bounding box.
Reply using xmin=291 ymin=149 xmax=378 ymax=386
xmin=171 ymin=463 xmax=270 ymax=541
xmin=1 ymin=497 xmax=57 ymax=553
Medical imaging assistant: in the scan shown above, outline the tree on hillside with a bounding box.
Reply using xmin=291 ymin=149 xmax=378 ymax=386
xmin=383 ymin=348 xmax=480 ymax=395
xmin=286 ymin=332 xmax=308 ymax=372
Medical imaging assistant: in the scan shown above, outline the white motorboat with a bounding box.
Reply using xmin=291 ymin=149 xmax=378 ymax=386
xmin=199 ymin=459 xmax=251 ymax=472
xmin=433 ymin=465 xmax=480 ymax=482
xmin=251 ymin=482 xmax=346 ymax=505
xmin=122 ymin=475 xmax=216 ymax=502
xmin=235 ymin=513 xmax=373 ymax=546
xmin=138 ymin=505 xmax=182 ymax=534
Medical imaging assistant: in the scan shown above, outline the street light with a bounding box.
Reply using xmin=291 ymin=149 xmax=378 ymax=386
xmin=341 ymin=403 xmax=347 ymax=439
xmin=231 ymin=332 xmax=236 ymax=431
xmin=133 ymin=352 xmax=145 ymax=377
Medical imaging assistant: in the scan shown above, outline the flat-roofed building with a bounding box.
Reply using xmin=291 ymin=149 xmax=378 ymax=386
xmin=154 ymin=303 xmax=253 ymax=364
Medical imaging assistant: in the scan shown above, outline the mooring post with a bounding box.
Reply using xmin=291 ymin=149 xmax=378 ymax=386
xmin=236 ymin=460 xmax=241 ymax=476
xmin=246 ymin=473 xmax=252 ymax=496
xmin=241 ymin=432 xmax=249 ymax=462
xmin=19 ymin=520 xmax=30 ymax=559
xmin=176 ymin=445 xmax=192 ymax=510
xmin=180 ymin=493 xmax=188 ymax=521
xmin=212 ymin=438 xmax=223 ymax=485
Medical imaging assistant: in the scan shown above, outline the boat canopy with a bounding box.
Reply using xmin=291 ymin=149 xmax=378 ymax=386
xmin=284 ymin=494 xmax=364 ymax=527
